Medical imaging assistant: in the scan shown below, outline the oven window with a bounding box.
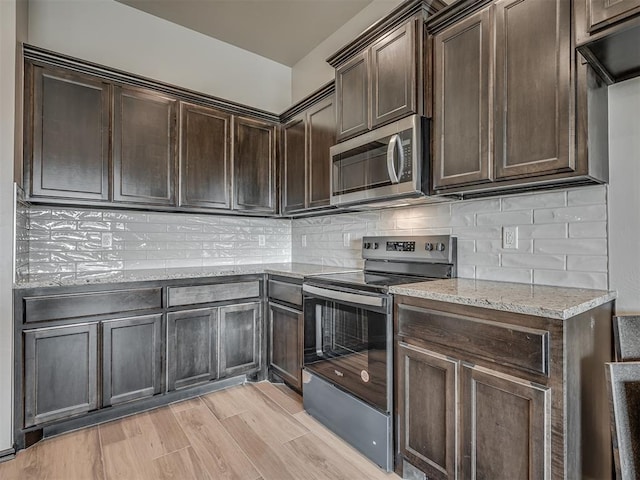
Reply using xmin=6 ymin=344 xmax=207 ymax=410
xmin=304 ymin=297 xmax=389 ymax=412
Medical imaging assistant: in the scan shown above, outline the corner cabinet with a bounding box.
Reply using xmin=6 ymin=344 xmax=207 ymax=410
xmin=233 ymin=116 xmax=277 ymax=214
xmin=395 ymin=295 xmax=614 ymax=480
xmin=25 ymin=63 xmax=110 ymax=202
xmin=430 ymin=0 xmax=609 ymax=196
xmin=281 ymin=87 xmax=336 ymax=214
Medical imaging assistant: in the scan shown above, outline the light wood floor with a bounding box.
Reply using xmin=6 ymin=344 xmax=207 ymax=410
xmin=0 ymin=382 xmax=400 ymax=480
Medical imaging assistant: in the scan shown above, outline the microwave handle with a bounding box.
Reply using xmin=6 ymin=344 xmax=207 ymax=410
xmin=386 ymin=134 xmax=404 ymax=184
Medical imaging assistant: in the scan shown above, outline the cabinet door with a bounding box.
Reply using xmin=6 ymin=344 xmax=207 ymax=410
xmin=102 ymin=314 xmax=163 ymax=406
xmin=433 ymin=7 xmax=492 ymax=189
xmin=336 ymin=51 xmax=369 ymax=141
xmin=219 ymin=302 xmax=261 ymax=378
xmin=460 ymin=364 xmax=550 ymax=480
xmin=233 ymin=117 xmax=276 ymax=213
xmin=282 ymin=116 xmax=307 ymax=213
xmin=167 ymin=308 xmax=218 ymax=391
xmin=494 ymin=0 xmax=572 ymax=180
xmin=370 ymin=21 xmax=416 ymax=128
xmin=588 ymin=0 xmax=640 ymax=31
xmin=28 ymin=64 xmax=110 ymax=201
xmin=398 ymin=342 xmax=458 ymax=480
xmin=269 ymin=302 xmax=303 ymax=390
xmin=24 ymin=324 xmax=98 ymax=427
xmin=179 ymin=103 xmax=231 ymax=209
xmin=113 ymin=86 xmax=177 ymax=205
xmin=307 ymin=96 xmax=335 ymax=209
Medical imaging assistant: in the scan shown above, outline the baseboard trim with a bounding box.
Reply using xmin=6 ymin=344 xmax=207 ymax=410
xmin=0 ymin=447 xmax=16 ymax=463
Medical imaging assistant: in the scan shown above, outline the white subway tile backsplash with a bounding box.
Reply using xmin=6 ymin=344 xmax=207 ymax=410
xmin=534 ymin=238 xmax=607 ymax=255
xmin=20 ymin=186 xmax=608 ymax=290
xmin=568 ymin=222 xmax=607 ymax=238
xmin=567 ymin=186 xmax=607 ymax=206
xmin=476 ymin=211 xmax=533 ymax=226
xmin=501 ymin=191 xmax=566 ymax=211
xmin=567 ymin=255 xmax=608 ymax=272
xmin=533 ymin=205 xmax=607 ymax=224
xmin=533 ymin=270 xmax=608 ymax=290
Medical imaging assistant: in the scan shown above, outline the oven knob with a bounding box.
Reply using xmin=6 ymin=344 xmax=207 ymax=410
xmin=425 ymin=243 xmax=433 ymax=251
xmin=364 ymin=242 xmax=371 ymax=249
xmin=373 ymin=242 xmax=379 ymax=249
xmin=436 ymin=242 xmax=446 ymax=252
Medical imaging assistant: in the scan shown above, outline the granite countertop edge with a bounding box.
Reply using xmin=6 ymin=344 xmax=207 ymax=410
xmin=13 ymin=263 xmax=361 ymax=289
xmin=389 ymin=279 xmax=617 ymax=320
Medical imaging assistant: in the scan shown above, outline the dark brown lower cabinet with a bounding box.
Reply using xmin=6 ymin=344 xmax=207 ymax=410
xmin=269 ymin=302 xmax=303 ymax=390
xmin=460 ymin=364 xmax=550 ymax=480
xmin=398 ymin=342 xmax=457 ymax=480
xmin=23 ymin=324 xmax=98 ymax=428
xmin=102 ymin=314 xmax=163 ymax=406
xmin=219 ymin=302 xmax=261 ymax=378
xmin=167 ymin=308 xmax=218 ymax=391
xmin=396 ymin=295 xmax=613 ymax=480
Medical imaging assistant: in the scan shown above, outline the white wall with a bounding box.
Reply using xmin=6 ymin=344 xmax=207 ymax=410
xmin=27 ymin=0 xmax=292 ymax=113
xmin=291 ymin=0 xmax=404 ymax=102
xmin=608 ymin=77 xmax=640 ymax=314
xmin=0 ymin=0 xmax=26 ymax=454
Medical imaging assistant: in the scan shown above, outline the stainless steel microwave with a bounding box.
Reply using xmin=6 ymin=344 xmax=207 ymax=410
xmin=330 ymin=114 xmax=429 ymax=207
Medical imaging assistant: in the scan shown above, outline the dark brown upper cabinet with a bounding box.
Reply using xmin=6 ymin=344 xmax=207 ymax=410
xmin=494 ymin=0 xmax=572 ymax=180
xmin=179 ymin=103 xmax=231 ymax=210
xmin=429 ymin=0 xmax=609 ymax=196
xmin=26 ymin=63 xmax=110 ymax=202
xmin=329 ymin=0 xmax=445 ymax=142
xmin=281 ymin=86 xmax=336 ymax=215
xmin=233 ymin=116 xmax=277 ymax=214
xmin=282 ymin=115 xmax=307 ymax=213
xmin=432 ymin=6 xmax=492 ymax=189
xmin=307 ymin=97 xmax=336 ymax=209
xmin=335 ymin=52 xmax=369 ymax=141
xmin=113 ymin=86 xmax=177 ymax=206
xmin=370 ymin=21 xmax=416 ymax=128
xmin=575 ymin=0 xmax=640 ymax=85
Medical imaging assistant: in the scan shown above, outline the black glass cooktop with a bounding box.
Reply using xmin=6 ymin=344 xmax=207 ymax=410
xmin=304 ymin=270 xmax=436 ymax=294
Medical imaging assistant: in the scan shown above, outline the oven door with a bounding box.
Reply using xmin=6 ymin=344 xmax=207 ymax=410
xmin=302 ymin=283 xmax=392 ymax=413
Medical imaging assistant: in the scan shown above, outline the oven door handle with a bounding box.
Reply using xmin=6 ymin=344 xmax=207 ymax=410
xmin=303 ymin=284 xmax=385 ymax=308
xmin=315 ymin=304 xmax=323 ymax=357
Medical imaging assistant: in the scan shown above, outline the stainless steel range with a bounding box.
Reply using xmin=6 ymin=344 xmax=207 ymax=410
xmin=302 ymin=235 xmax=457 ymax=471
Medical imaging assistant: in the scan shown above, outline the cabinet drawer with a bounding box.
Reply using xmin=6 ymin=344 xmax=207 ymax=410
xmin=397 ymin=304 xmax=549 ymax=376
xmin=167 ymin=281 xmax=260 ymax=307
xmin=24 ymin=288 xmax=162 ymax=323
xmin=268 ymin=280 xmax=302 ymax=307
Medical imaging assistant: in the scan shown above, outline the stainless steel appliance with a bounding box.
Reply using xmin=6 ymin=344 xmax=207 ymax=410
xmin=302 ymin=235 xmax=457 ymax=471
xmin=329 ymin=114 xmax=430 ymax=207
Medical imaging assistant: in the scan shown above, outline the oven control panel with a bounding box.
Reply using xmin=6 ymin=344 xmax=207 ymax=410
xmin=362 ymin=235 xmax=456 ymax=264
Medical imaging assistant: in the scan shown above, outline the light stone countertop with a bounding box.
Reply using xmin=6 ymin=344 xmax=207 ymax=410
xmin=13 ymin=263 xmax=361 ymax=289
xmin=390 ymin=278 xmax=616 ymax=320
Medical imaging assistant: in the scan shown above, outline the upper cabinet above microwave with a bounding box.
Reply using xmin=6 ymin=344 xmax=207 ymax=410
xmin=328 ymin=0 xmax=446 ymax=143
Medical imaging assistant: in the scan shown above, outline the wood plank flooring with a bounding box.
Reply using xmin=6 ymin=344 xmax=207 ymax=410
xmin=0 ymin=382 xmax=400 ymax=480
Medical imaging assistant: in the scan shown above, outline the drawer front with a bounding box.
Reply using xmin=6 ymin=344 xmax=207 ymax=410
xmin=167 ymin=281 xmax=260 ymax=307
xmin=268 ymin=280 xmax=302 ymax=307
xmin=397 ymin=304 xmax=549 ymax=376
xmin=24 ymin=288 xmax=162 ymax=323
